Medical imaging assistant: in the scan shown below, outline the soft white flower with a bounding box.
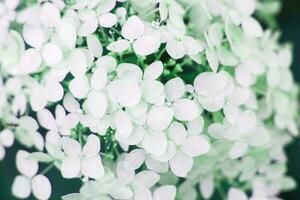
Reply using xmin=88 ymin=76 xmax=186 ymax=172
xmin=12 ymin=150 xmax=52 ymax=200
xmin=61 ymin=134 xmax=104 ymax=179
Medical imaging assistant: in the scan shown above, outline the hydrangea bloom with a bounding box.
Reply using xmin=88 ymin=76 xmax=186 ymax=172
xmin=0 ymin=0 xmax=299 ymax=199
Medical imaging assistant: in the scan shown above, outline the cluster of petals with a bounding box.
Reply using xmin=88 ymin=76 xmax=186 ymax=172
xmin=0 ymin=0 xmax=299 ymax=200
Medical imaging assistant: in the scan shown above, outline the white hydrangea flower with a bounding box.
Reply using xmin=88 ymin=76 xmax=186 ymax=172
xmin=61 ymin=134 xmax=104 ymax=179
xmin=0 ymin=0 xmax=299 ymax=199
xmin=12 ymin=150 xmax=52 ymax=200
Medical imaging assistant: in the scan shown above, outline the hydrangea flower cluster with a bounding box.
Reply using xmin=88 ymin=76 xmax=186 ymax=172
xmin=0 ymin=0 xmax=299 ymax=199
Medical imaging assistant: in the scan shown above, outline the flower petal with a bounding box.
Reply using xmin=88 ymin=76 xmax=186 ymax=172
xmin=83 ymin=134 xmax=101 ymax=157
xmin=61 ymin=157 xmax=81 ymax=179
xmin=12 ymin=175 xmax=31 ymax=199
xmin=121 ymin=15 xmax=144 ymax=41
xmin=172 ymin=99 xmax=199 ymax=121
xmin=147 ymin=106 xmax=173 ymax=131
xmin=134 ymin=170 xmax=160 ymax=188
xmin=182 ymin=135 xmax=210 ymax=157
xmin=153 ymin=185 xmax=176 ymax=200
xmin=37 ymin=108 xmax=56 ymax=130
xmin=114 ymin=110 xmax=133 ymax=137
xmin=81 ymin=155 xmax=104 ymax=179
xmin=142 ymin=130 xmax=168 ymax=156
xmin=124 ymin=149 xmax=146 ymax=171
xmin=32 ymin=175 xmax=52 ymax=200
xmin=61 ymin=137 xmax=81 ymax=156
xmin=16 ymin=150 xmax=39 ymax=177
xmin=165 ymin=78 xmax=185 ymax=102
xmin=69 ymin=76 xmax=90 ymax=99
xmin=85 ymin=91 xmax=107 ymax=119
xmin=228 ymin=187 xmax=248 ymax=200
xmin=133 ymin=36 xmax=161 ymax=56
xmin=169 ymin=150 xmax=193 ymax=177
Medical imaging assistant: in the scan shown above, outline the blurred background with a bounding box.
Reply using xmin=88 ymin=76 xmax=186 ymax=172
xmin=0 ymin=0 xmax=300 ymax=199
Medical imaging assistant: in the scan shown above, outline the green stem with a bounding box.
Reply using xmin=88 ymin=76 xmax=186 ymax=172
xmin=41 ymin=163 xmax=55 ymax=175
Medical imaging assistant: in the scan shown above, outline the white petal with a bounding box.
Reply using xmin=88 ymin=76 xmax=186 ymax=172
xmin=182 ymin=36 xmax=203 ymax=55
xmin=69 ymin=76 xmax=90 ymax=99
xmin=187 ymin=116 xmax=204 ymax=135
xmin=12 ymin=175 xmax=31 ymax=199
xmin=55 ymin=105 xmax=66 ymax=126
xmin=96 ymin=55 xmax=117 ymax=73
xmin=117 ymin=81 xmax=141 ymax=107
xmin=42 ymin=43 xmax=63 ymax=65
xmin=61 ymin=137 xmax=81 ymax=156
xmin=117 ymin=161 xmax=135 ymax=184
xmin=87 ymin=34 xmax=103 ymax=58
xmin=170 ymin=150 xmax=193 ymax=177
xmin=133 ymin=36 xmax=161 ymax=56
xmin=30 ymin=86 xmax=47 ymax=111
xmin=40 ymin=2 xmax=61 ymax=27
xmin=16 ymin=150 xmax=38 ymax=177
xmin=145 ymin=158 xmax=169 ymax=173
xmin=63 ymin=93 xmax=80 ymax=112
xmin=0 ymin=146 xmax=5 ymax=161
xmin=19 ymin=48 xmax=42 ymax=73
xmin=68 ymin=49 xmax=88 ymax=77
xmin=182 ymin=135 xmax=210 ymax=157
xmin=83 ymin=134 xmax=101 ymax=157
xmin=147 ymin=106 xmax=173 ymax=131
xmin=98 ymin=12 xmax=117 ymax=28
xmin=228 ymin=188 xmax=248 ymax=200
xmin=141 ymin=80 xmax=164 ymax=104
xmin=153 ymin=185 xmax=176 ymax=200
xmin=142 ymin=130 xmax=168 ymax=156
xmin=166 ymin=39 xmax=185 ymax=59
xmin=194 ymin=72 xmax=229 ymax=97
xmin=133 ymin=184 xmax=153 ymax=200
xmin=0 ymin=129 xmax=15 ymax=147
xmin=78 ymin=18 xmax=98 ymax=36
xmin=242 ymin=17 xmax=263 ymax=38
xmin=85 ymin=91 xmax=107 ymax=119
xmin=107 ymin=39 xmax=130 ymax=53
xmin=114 ymin=110 xmax=133 ymax=137
xmin=115 ymin=126 xmax=145 ymax=145
xmin=134 ymin=170 xmax=160 ymax=188
xmin=206 ymin=48 xmax=219 ymax=72
xmin=96 ymin=0 xmax=117 ymax=14
xmin=121 ymin=15 xmax=144 ymax=41
xmin=167 ymin=122 xmax=187 ymax=145
xmin=172 ymin=99 xmax=199 ymax=121
xmin=81 ymin=155 xmax=104 ymax=179
xmin=44 ymin=81 xmax=64 ymax=102
xmin=165 ymin=77 xmax=185 ymax=102
xmin=233 ymin=0 xmax=256 ymax=16
xmin=124 ymin=149 xmax=145 ymax=171
xmin=229 ymin=141 xmax=248 ymax=159
xmin=117 ymin=63 xmax=143 ymax=80
xmin=143 ymin=61 xmax=163 ymax=80
xmin=199 ymin=176 xmax=214 ymax=199
xmin=235 ymin=67 xmax=254 ymax=87
xmin=91 ymin=66 xmax=107 ymax=91
xmin=151 ymin=141 xmax=176 ymax=162
xmin=61 ymin=157 xmax=81 ymax=179
xmin=37 ymin=109 xmax=56 ymax=130
xmin=22 ymin=25 xmax=47 ymax=48
xmin=58 ymin=19 xmax=77 ymax=49
xmin=32 ymin=175 xmax=52 ymax=200
xmin=238 ymin=110 xmax=257 ymax=132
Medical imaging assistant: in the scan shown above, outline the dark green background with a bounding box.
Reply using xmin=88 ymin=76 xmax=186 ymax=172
xmin=1 ymin=1 xmax=300 ymax=199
